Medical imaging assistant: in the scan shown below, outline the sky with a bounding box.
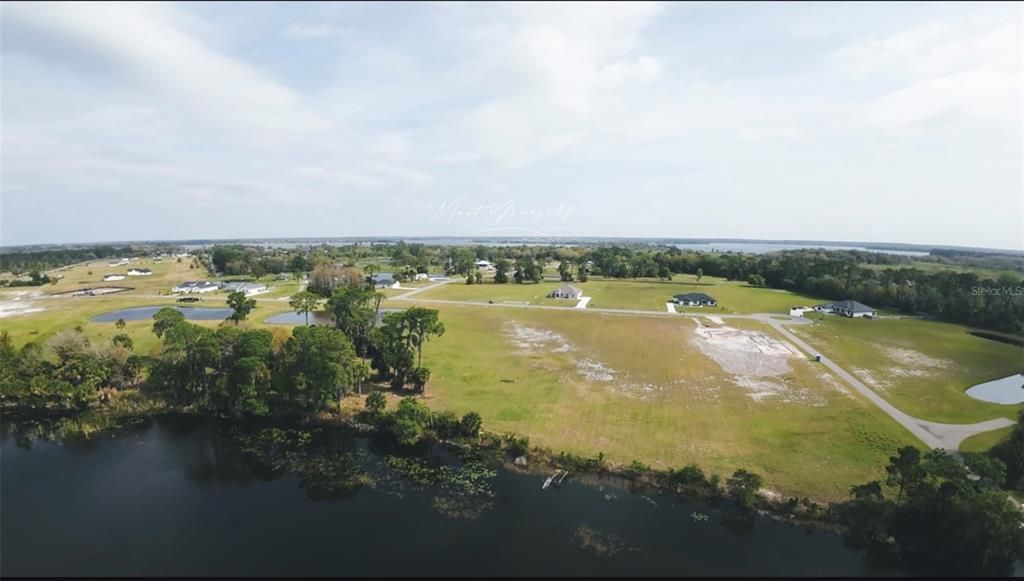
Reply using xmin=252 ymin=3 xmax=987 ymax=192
xmin=1 ymin=1 xmax=1021 ymax=250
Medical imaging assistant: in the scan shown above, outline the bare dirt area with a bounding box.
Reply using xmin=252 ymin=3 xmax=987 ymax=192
xmin=690 ymin=324 xmax=826 ymax=404
xmin=0 ymin=290 xmax=46 ymax=318
xmin=501 ymin=322 xmax=664 ymax=400
xmin=884 ymin=347 xmax=955 ymax=378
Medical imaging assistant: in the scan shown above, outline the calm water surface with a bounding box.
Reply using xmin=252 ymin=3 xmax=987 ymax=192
xmin=0 ymin=415 xmax=916 ymax=577
xmin=91 ymin=306 xmax=234 ymax=322
xmin=966 ymin=373 xmax=1024 ymax=405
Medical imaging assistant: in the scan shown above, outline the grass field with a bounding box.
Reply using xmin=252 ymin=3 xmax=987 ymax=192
xmin=414 ymin=274 xmax=826 ymax=314
xmin=3 ymin=261 xmax=1017 ymax=499
xmin=790 ymin=315 xmax=1024 ymax=423
xmin=413 ymin=305 xmax=917 ymax=500
xmin=959 ymin=426 xmax=1014 ymax=452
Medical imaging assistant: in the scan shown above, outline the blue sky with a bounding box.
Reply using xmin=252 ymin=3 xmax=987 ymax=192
xmin=1 ymin=1 xmax=1020 ymax=249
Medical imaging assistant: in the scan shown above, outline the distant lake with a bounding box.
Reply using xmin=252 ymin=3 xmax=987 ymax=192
xmin=91 ymin=306 xmax=233 ymax=322
xmin=671 ymin=243 xmax=929 ymax=257
xmin=0 ymin=415 xmax=924 ymax=577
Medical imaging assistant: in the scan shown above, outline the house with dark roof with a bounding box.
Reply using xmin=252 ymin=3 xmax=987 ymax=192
xmin=672 ymin=292 xmax=717 ymax=307
xmin=549 ymin=284 xmax=583 ymax=299
xmin=371 ymin=273 xmax=400 ymax=289
xmin=816 ymin=299 xmax=875 ymax=318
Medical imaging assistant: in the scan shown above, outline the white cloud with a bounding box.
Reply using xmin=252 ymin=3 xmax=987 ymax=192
xmin=3 ymin=2 xmax=327 ymax=137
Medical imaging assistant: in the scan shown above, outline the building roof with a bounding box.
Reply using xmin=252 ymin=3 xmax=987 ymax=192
xmin=555 ymin=284 xmax=582 ymax=294
xmin=222 ymin=281 xmax=266 ymax=291
xmin=673 ymin=292 xmax=716 ymax=302
xmin=833 ymin=299 xmax=874 ymax=313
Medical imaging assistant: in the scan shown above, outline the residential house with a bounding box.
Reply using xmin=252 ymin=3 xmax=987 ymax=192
xmin=817 ymin=299 xmax=875 ymax=318
xmin=221 ymin=281 xmax=268 ymax=296
xmin=475 ymin=260 xmax=495 ymax=271
xmin=172 ymin=281 xmax=220 ymax=294
xmin=672 ymin=292 xmax=717 ymax=307
xmin=371 ymin=273 xmax=400 ymax=289
xmin=127 ymin=268 xmax=152 ymax=276
xmin=549 ymin=284 xmax=583 ymax=299
xmin=103 ymin=274 xmax=125 ymax=282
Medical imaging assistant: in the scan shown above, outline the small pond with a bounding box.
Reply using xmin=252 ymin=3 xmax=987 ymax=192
xmin=91 ymin=306 xmax=234 ymax=322
xmin=965 ymin=373 xmax=1024 ymax=405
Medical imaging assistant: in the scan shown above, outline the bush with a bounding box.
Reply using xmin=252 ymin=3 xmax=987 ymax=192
xmin=505 ymin=434 xmax=530 ymax=457
xmin=365 ymin=392 xmax=386 ymax=416
xmin=459 ymin=412 xmax=483 ymax=439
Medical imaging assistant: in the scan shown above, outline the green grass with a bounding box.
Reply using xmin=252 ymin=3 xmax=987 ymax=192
xmin=414 ymin=274 xmax=825 ymax=314
xmin=791 ymin=316 xmax=1024 ymax=423
xmin=959 ymin=427 xmax=1013 ymax=452
xmin=414 ymin=305 xmax=917 ymax=500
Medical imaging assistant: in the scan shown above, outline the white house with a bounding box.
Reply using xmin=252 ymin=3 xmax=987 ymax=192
xmin=172 ymin=281 xmax=220 ymax=294
xmin=127 ymin=268 xmax=152 ymax=276
xmin=672 ymin=293 xmax=717 ymax=307
xmin=103 ymin=274 xmax=126 ymax=282
xmin=221 ymin=281 xmax=268 ymax=296
xmin=108 ymin=258 xmax=129 ymax=267
xmin=475 ymin=260 xmax=495 ymax=271
xmin=549 ymin=284 xmax=583 ymax=299
xmin=414 ymin=273 xmax=430 ymax=281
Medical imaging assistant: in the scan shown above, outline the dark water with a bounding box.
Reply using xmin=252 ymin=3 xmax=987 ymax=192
xmin=0 ymin=416 xmax=914 ymax=577
xmin=91 ymin=306 xmax=234 ymax=322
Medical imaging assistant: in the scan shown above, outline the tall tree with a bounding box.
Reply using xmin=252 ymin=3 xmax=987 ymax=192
xmin=289 ymin=291 xmax=320 ymax=326
xmin=226 ymin=291 xmax=256 ymax=324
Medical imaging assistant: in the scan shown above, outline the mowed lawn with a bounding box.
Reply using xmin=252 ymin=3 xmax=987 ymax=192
xmin=790 ymin=316 xmax=1024 ymax=423
xmin=413 ymin=275 xmax=825 ymax=314
xmin=417 ymin=304 xmax=917 ymax=500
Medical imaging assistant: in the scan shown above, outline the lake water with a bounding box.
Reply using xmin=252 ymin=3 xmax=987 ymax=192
xmin=966 ymin=373 xmax=1024 ymax=405
xmin=0 ymin=415 xmax=910 ymax=577
xmin=91 ymin=306 xmax=234 ymax=322
xmin=671 ymin=243 xmax=929 ymax=257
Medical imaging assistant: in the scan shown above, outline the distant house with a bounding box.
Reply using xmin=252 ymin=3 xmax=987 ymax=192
xmin=103 ymin=274 xmax=125 ymax=282
xmin=108 ymin=258 xmax=129 ymax=267
xmin=549 ymin=284 xmax=583 ymax=299
xmin=427 ymin=273 xmax=452 ymax=282
xmin=475 ymin=260 xmax=494 ymax=271
xmin=221 ymin=281 xmax=268 ymax=296
xmin=172 ymin=281 xmax=220 ymax=294
xmin=817 ymin=299 xmax=875 ymax=318
xmin=274 ymin=273 xmax=291 ymax=281
xmin=371 ymin=273 xmax=400 ymax=289
xmin=414 ymin=273 xmax=429 ymax=281
xmin=126 ymin=268 xmax=152 ymax=276
xmin=672 ymin=292 xmax=717 ymax=307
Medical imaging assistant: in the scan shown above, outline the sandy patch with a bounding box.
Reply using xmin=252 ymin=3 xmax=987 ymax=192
xmin=0 ymin=290 xmax=46 ymax=318
xmin=692 ymin=324 xmax=827 ymax=404
xmin=503 ymin=323 xmax=575 ymax=354
xmin=852 ymin=367 xmax=891 ymax=391
xmin=692 ymin=325 xmax=802 ymax=376
xmin=706 ymin=316 xmax=725 ymax=325
xmin=887 ymin=347 xmax=951 ymax=369
xmin=503 ymin=322 xmax=663 ymax=400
